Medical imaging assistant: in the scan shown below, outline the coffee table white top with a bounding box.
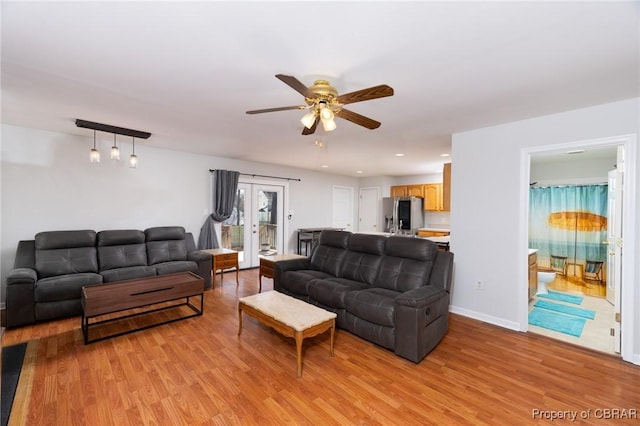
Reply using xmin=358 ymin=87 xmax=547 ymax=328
xmin=239 ymin=291 xmax=336 ymax=331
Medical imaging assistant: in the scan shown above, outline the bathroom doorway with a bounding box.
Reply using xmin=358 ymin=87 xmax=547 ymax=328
xmin=524 ymin=135 xmax=636 ymax=361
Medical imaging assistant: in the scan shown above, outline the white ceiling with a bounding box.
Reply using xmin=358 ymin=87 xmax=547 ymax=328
xmin=2 ymin=1 xmax=638 ymax=176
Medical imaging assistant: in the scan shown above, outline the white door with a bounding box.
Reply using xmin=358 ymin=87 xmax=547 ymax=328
xmin=607 ymin=147 xmax=624 ymax=353
xmin=332 ymin=185 xmax=354 ymax=231
xmin=221 ymin=182 xmax=285 ymax=269
xmin=359 ymin=187 xmax=379 ymax=232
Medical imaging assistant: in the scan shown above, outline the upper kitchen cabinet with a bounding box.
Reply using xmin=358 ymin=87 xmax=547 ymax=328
xmin=423 ymin=163 xmax=451 ymax=212
xmin=442 ymin=162 xmax=451 ymax=211
xmin=390 ymin=184 xmax=424 ymax=198
xmin=423 ymin=183 xmax=443 ymax=211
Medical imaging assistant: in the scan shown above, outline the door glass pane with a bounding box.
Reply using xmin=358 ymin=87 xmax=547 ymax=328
xmin=258 ymin=190 xmax=278 ymax=255
xmin=222 ymin=188 xmax=245 ymax=262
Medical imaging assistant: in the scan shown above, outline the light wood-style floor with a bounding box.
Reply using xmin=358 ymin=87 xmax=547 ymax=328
xmin=3 ymin=269 xmax=640 ymax=425
xmin=529 ymin=275 xmax=615 ymax=354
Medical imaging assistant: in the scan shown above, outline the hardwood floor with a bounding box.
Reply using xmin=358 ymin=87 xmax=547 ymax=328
xmin=3 ymin=269 xmax=639 ymax=425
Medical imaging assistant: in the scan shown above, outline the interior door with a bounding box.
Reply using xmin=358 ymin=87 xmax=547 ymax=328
xmin=607 ymin=147 xmax=624 ymax=353
xmin=221 ymin=182 xmax=284 ymax=269
xmin=332 ymin=185 xmax=354 ymax=231
xmin=359 ymin=187 xmax=379 ymax=232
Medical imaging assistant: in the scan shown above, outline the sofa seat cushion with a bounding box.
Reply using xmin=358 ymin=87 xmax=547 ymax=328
xmin=345 ymin=288 xmax=399 ymax=327
xmin=100 ymin=266 xmax=157 ymax=283
xmin=308 ymin=278 xmax=369 ymax=309
xmin=34 ymin=273 xmax=103 ymax=303
xmin=279 ymin=270 xmax=334 ymax=296
xmin=154 ymin=261 xmax=198 ymax=277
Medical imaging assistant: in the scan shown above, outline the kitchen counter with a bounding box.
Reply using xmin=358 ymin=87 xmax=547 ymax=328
xmin=418 ymin=227 xmax=450 ymax=233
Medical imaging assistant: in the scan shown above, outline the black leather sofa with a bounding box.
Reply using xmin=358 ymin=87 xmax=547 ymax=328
xmin=274 ymin=230 xmax=454 ymax=363
xmin=5 ymin=226 xmax=212 ymax=328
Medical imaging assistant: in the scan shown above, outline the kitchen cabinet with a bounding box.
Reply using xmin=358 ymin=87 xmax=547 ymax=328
xmin=442 ymin=162 xmax=451 ymax=211
xmin=528 ymin=251 xmax=538 ymax=300
xmin=423 ymin=183 xmax=443 ymax=211
xmin=390 ymin=185 xmax=424 ymax=198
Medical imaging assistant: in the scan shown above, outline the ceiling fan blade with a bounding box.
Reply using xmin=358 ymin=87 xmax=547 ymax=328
xmin=335 ymin=108 xmax=381 ymax=129
xmin=246 ymin=105 xmax=305 ymax=114
xmin=276 ymin=74 xmax=315 ymax=99
xmin=336 ymin=84 xmax=394 ymax=105
xmin=302 ymin=116 xmax=319 ymax=135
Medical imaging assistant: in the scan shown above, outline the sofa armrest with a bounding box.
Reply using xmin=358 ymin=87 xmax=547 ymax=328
xmin=394 ymin=285 xmax=451 ymax=363
xmin=395 ymin=285 xmax=447 ymax=309
xmin=5 ymin=268 xmax=37 ymax=327
xmin=188 ymin=250 xmax=212 ymax=263
xmin=6 ymin=267 xmax=38 ymax=285
xmin=188 ymin=250 xmax=213 ymax=290
xmin=274 ymin=257 xmax=310 ymax=274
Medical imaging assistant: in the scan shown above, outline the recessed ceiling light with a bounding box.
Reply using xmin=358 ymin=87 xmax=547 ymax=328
xmin=395 ymin=153 xmax=404 ymax=157
xmin=567 ymin=149 xmax=585 ymax=155
xmin=440 ymin=153 xmax=450 ymax=157
xmin=356 ymin=170 xmax=363 ymax=174
xmin=321 ymin=165 xmax=329 ymax=168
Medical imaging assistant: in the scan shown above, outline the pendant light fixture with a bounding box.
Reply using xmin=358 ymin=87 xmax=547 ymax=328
xmin=76 ymin=119 xmax=150 ymax=167
xmin=129 ymin=136 xmax=138 ymax=168
xmin=110 ymin=133 xmax=120 ymax=160
xmin=89 ymin=130 xmax=100 ymax=163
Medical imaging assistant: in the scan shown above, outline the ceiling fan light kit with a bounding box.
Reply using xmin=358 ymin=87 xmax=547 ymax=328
xmin=247 ymin=74 xmax=394 ymax=135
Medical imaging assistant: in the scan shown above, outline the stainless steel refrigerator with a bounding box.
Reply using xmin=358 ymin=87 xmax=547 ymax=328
xmin=382 ymin=197 xmax=424 ymax=234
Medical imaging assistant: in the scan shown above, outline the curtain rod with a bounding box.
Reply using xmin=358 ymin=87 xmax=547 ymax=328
xmin=209 ymin=170 xmax=301 ymax=182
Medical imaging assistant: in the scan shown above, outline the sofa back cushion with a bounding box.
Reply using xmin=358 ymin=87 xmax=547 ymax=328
xmin=97 ymin=230 xmax=148 ymax=271
xmin=339 ymin=234 xmax=386 ymax=285
xmin=375 ymin=237 xmax=438 ymax=292
xmin=145 ymin=226 xmax=187 ymax=265
xmin=309 ymin=230 xmax=351 ymax=277
xmin=34 ymin=230 xmax=98 ymax=278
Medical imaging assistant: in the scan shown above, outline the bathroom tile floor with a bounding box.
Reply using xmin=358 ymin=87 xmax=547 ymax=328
xmin=528 ymin=276 xmax=616 ymax=355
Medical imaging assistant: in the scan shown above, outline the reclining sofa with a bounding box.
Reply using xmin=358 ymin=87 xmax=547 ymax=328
xmin=5 ymin=226 xmax=212 ymax=328
xmin=274 ymin=230 xmax=454 ymax=363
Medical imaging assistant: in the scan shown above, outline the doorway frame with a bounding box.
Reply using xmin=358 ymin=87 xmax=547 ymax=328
xmin=519 ymin=133 xmax=637 ymax=364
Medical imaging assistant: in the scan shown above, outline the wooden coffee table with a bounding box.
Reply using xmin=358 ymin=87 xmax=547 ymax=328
xmin=81 ymin=272 xmax=204 ymax=344
xmin=238 ymin=291 xmax=336 ymax=378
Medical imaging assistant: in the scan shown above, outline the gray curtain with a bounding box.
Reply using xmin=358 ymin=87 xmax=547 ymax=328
xmin=198 ymin=170 xmax=240 ymax=249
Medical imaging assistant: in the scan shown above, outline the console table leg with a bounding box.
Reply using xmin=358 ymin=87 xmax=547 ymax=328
xmin=238 ymin=306 xmax=243 ymax=336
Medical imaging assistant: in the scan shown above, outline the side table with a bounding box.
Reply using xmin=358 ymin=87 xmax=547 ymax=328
xmin=201 ymin=248 xmax=239 ymax=288
xmin=259 ymin=253 xmax=306 ymax=292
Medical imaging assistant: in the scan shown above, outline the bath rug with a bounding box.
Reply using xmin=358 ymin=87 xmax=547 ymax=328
xmin=537 ymin=290 xmax=583 ymax=305
xmin=534 ymin=300 xmax=595 ymax=320
xmin=528 ymin=308 xmax=587 ymax=338
xmin=2 ymin=342 xmax=27 ymax=426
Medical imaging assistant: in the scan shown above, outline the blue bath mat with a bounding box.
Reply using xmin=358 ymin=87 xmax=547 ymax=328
xmin=537 ymin=290 xmax=583 ymax=305
xmin=528 ymin=308 xmax=587 ymax=338
xmin=534 ymin=300 xmax=595 ymax=319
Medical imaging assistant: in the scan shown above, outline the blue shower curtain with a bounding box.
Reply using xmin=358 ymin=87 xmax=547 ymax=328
xmin=529 ymin=184 xmax=607 ymax=272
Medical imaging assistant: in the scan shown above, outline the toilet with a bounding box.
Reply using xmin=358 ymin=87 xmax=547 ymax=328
xmin=536 ymin=271 xmax=556 ymax=295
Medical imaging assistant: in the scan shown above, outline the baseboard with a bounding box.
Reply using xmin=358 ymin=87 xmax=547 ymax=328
xmin=449 ymin=305 xmax=522 ymax=332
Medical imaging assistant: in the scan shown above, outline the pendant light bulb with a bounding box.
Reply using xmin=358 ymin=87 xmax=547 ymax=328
xmin=110 ymin=133 xmax=120 ymax=160
xmin=89 ymin=130 xmax=100 ymax=163
xmin=129 ymin=136 xmax=138 ymax=168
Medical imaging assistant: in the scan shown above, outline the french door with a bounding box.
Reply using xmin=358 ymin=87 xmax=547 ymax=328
xmin=222 ymin=182 xmax=285 ymax=269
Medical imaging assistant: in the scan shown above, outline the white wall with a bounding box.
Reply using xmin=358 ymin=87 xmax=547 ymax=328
xmin=0 ymin=124 xmax=359 ymax=300
xmin=450 ymin=98 xmax=640 ymax=363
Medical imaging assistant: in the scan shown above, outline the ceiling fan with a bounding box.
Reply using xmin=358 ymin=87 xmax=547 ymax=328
xmin=246 ymin=74 xmax=394 ymax=135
